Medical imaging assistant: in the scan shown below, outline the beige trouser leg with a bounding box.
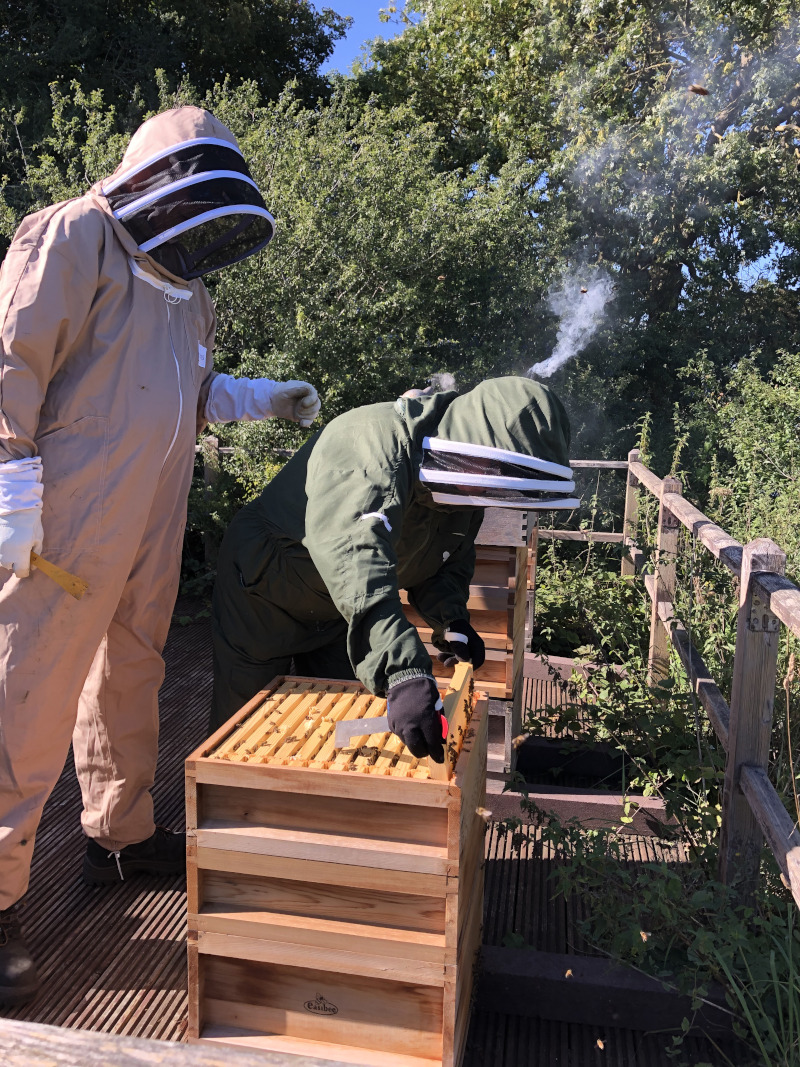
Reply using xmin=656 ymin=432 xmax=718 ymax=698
xmin=75 ymin=480 xmax=185 ymax=850
xmin=0 ymin=445 xmax=192 ymax=908
xmin=0 ymin=552 xmax=129 ymax=909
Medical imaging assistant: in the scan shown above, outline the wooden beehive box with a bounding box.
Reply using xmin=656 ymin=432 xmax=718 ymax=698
xmin=401 ymin=508 xmax=536 ymax=706
xmin=186 ymin=663 xmax=487 ymax=1067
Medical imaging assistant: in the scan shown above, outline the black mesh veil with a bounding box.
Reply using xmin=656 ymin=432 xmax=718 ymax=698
xmin=420 ymin=444 xmax=576 ymax=507
xmin=149 ymin=213 xmax=273 ymax=279
xmin=105 ymin=141 xmax=275 ymax=279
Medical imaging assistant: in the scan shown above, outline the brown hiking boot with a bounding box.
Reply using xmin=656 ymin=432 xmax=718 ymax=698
xmin=82 ymin=826 xmax=186 ymax=885
xmin=0 ymin=903 xmax=39 ymax=1005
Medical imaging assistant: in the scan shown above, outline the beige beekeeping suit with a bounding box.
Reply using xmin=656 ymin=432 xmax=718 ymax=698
xmin=0 ymin=107 xmax=268 ymax=908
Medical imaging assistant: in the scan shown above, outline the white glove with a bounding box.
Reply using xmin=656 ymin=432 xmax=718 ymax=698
xmin=205 ymin=374 xmax=274 ymax=424
xmin=0 ymin=457 xmax=44 ymax=579
xmin=205 ymin=375 xmax=321 ymax=428
xmin=269 ymin=381 xmax=321 ymax=428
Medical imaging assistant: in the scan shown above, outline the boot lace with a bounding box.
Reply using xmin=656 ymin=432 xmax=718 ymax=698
xmin=107 ymin=849 xmax=124 ymax=881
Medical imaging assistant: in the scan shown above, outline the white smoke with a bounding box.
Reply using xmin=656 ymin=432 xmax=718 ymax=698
xmin=527 ymin=270 xmax=616 ymax=378
xmin=430 ymin=372 xmax=456 ymax=392
xmin=400 ymin=371 xmax=457 ymax=399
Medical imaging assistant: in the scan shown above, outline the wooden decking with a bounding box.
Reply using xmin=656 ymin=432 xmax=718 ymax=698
xmin=0 ymin=610 xmax=212 ymax=1040
xmin=1 ymin=610 xmax=735 ymax=1065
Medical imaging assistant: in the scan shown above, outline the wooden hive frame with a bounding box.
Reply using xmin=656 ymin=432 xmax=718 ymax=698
xmin=186 ymin=663 xmax=487 ymax=1067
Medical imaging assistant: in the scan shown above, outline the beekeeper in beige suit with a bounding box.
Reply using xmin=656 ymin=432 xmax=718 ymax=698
xmin=0 ymin=106 xmax=320 ymax=1003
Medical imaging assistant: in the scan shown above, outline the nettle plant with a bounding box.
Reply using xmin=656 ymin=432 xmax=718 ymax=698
xmin=512 ymin=537 xmax=800 ymax=1064
xmin=530 ymin=534 xmax=649 ymax=660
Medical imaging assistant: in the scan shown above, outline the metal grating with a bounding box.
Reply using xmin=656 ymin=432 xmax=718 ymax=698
xmin=470 ymin=823 xmax=739 ymax=1067
xmin=522 ymin=674 xmax=595 ymax=739
xmin=463 ymin=1010 xmax=730 ymax=1067
xmin=520 ymin=668 xmax=645 ymax=792
xmin=482 ymin=822 xmax=688 ymax=954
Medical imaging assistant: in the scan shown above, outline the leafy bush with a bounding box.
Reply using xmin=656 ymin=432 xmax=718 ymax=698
xmin=519 ymin=531 xmax=800 ymax=1064
xmin=530 ymin=541 xmax=649 ymax=659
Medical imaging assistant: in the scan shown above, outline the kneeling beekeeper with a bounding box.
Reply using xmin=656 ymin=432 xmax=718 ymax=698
xmin=0 ymin=106 xmax=322 ymax=1002
xmin=211 ymin=377 xmax=578 ymax=759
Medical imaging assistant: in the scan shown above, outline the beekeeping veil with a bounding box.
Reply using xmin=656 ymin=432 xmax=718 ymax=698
xmin=102 ymin=107 xmax=274 ymax=280
xmin=420 ymin=377 xmax=578 ymax=509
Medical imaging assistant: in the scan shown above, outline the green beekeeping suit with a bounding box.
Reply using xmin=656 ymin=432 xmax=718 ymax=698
xmin=210 ymin=376 xmax=572 ymax=729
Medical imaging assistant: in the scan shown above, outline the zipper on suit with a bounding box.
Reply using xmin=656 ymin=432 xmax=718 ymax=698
xmin=162 ymin=293 xmax=184 ymax=470
xmin=126 ymin=258 xmax=192 ymax=474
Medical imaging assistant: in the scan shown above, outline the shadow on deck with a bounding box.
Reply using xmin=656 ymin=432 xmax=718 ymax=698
xmin=1 ymin=610 xmax=738 ymax=1065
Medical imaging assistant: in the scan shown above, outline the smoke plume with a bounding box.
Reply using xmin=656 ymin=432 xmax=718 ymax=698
xmin=527 ymin=270 xmax=616 ymax=379
xmin=430 ymin=372 xmax=456 ymax=392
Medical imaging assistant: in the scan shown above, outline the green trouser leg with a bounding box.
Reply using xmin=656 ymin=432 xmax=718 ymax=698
xmin=210 ymin=624 xmax=355 ymax=733
xmin=210 ymin=516 xmax=354 ymax=735
xmin=209 ymin=638 xmax=291 ymax=734
xmin=294 ymin=641 xmax=356 ymax=685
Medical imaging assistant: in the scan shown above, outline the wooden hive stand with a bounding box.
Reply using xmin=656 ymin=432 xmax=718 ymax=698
xmin=186 ymin=663 xmax=487 ymax=1067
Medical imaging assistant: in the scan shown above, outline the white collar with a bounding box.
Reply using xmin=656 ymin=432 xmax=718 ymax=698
xmin=128 ymin=257 xmax=192 ymax=301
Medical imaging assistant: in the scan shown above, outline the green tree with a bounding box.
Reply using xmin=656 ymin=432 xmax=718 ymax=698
xmin=358 ymin=1 xmax=800 ymax=463
xmin=677 ymin=348 xmax=800 ymax=573
xmin=0 ymin=0 xmax=349 ymax=188
xmin=205 ymin=81 xmax=547 ymax=462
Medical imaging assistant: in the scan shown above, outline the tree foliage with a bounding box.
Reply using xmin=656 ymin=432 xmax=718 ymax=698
xmin=205 ymin=84 xmax=545 ymax=427
xmin=359 ymin=1 xmax=800 ymax=462
xmin=678 ymin=349 xmax=800 ymax=576
xmin=0 ymin=0 xmax=349 ymax=187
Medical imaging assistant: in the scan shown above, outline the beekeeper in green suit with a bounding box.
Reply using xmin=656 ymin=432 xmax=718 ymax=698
xmin=211 ymin=376 xmax=577 ymax=758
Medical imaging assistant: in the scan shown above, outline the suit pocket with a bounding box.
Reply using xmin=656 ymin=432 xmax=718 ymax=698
xmin=37 ymin=416 xmax=109 ymax=555
xmin=182 ymin=304 xmax=210 ymax=390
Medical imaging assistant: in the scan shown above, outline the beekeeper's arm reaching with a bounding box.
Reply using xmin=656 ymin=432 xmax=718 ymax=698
xmin=303 ymin=431 xmax=446 ymax=762
xmin=203 ymin=374 xmax=320 ymax=428
xmin=407 ymin=517 xmax=486 ymax=670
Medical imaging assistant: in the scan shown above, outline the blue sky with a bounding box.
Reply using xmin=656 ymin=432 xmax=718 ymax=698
xmin=320 ymin=0 xmax=404 ymax=73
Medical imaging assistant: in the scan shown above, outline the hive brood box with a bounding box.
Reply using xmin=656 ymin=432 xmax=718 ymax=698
xmin=401 ymin=509 xmax=535 ymax=705
xmin=186 ymin=663 xmax=487 ymax=1067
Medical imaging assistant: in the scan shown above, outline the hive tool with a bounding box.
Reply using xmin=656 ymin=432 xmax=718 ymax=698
xmin=30 ymin=552 xmax=89 ymax=600
xmin=334 ymin=713 xmax=448 ymax=749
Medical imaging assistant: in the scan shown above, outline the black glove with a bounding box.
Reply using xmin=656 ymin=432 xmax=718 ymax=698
xmin=387 ymin=675 xmax=446 ymax=763
xmin=436 ymin=620 xmax=485 ymax=670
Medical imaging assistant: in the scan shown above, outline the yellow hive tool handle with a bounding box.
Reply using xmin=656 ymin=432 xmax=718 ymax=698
xmin=30 ymin=552 xmax=89 ymax=600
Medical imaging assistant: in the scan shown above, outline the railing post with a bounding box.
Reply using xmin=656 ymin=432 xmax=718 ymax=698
xmin=511 ymin=513 xmax=538 ymax=772
xmin=621 ymin=448 xmax=641 ymax=577
xmin=525 ymin=517 xmax=539 ymax=647
xmin=647 ymin=474 xmax=681 ymax=685
xmin=202 ymin=435 xmax=220 ymax=569
xmin=719 ymin=538 xmax=786 ymax=902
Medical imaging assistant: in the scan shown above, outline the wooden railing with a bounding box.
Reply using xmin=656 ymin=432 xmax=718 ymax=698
xmin=0 ymin=1016 xmax=335 ymax=1065
xmin=622 ymin=448 xmax=800 ymax=908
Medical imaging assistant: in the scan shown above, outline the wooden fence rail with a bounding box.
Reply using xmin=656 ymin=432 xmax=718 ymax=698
xmin=624 ymin=451 xmax=800 ymax=908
